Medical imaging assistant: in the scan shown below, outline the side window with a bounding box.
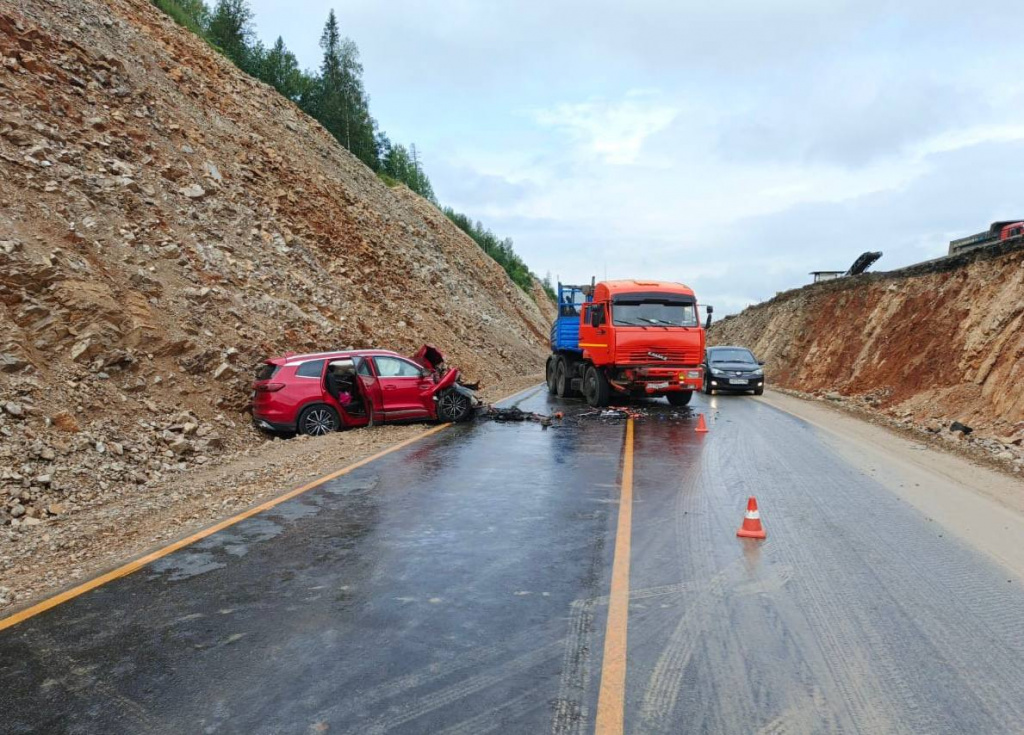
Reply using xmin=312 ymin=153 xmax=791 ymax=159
xmin=373 ymin=356 xmax=422 ymax=378
xmin=356 ymin=358 xmax=373 ymax=377
xmin=583 ymin=305 xmax=593 ymax=324
xmin=295 ymin=359 xmax=325 ymax=378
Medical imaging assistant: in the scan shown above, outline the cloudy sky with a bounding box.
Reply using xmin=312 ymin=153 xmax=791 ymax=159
xmin=250 ymin=0 xmax=1024 ymax=314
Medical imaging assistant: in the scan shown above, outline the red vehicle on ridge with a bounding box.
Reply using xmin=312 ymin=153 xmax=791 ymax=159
xmin=252 ymin=346 xmax=476 ymax=435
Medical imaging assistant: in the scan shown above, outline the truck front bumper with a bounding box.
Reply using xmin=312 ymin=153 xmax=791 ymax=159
xmin=616 ymin=366 xmax=703 ymax=393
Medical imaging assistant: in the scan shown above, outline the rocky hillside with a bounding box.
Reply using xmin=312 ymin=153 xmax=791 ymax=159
xmin=0 ymin=0 xmax=551 ymax=528
xmin=710 ymin=242 xmax=1024 ymax=458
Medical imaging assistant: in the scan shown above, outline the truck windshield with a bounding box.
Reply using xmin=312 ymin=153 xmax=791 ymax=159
xmin=613 ymin=301 xmax=698 ymax=327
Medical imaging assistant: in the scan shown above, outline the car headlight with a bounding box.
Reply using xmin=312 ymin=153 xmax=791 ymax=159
xmin=752 ymin=368 xmax=763 ymax=376
xmin=710 ymin=368 xmax=724 ymax=376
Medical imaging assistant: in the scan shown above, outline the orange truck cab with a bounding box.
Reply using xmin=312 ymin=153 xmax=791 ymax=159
xmin=546 ymin=279 xmax=712 ymax=407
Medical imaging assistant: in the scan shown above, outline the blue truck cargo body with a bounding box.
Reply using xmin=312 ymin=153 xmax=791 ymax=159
xmin=550 ymin=283 xmax=586 ymax=353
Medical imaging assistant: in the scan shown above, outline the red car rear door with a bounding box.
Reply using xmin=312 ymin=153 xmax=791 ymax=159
xmin=372 ymin=356 xmax=433 ymax=419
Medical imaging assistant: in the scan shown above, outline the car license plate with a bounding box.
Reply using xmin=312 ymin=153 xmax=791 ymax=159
xmin=729 ymin=378 xmax=747 ymax=385
xmin=649 ymin=381 xmax=670 ymax=390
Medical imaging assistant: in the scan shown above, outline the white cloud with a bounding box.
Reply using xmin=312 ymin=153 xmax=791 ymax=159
xmin=532 ymin=93 xmax=678 ymax=165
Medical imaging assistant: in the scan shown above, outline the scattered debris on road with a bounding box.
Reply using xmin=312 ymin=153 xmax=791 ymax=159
xmin=479 ymin=406 xmax=562 ymax=429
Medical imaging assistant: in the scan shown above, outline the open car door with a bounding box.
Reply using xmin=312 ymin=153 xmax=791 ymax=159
xmin=323 ymin=358 xmax=373 ymax=428
xmin=350 ymin=356 xmax=385 ymax=424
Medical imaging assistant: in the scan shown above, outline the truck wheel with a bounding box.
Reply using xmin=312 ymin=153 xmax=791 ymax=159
xmin=555 ymin=358 xmax=569 ymax=398
xmin=583 ymin=366 xmax=610 ymax=407
xmin=667 ymin=391 xmax=693 ymax=407
xmin=546 ymin=357 xmax=557 ymax=394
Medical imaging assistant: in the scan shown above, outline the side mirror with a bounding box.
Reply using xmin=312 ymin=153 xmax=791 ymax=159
xmin=704 ymin=305 xmax=714 ymax=331
xmin=758 ymin=360 xmax=765 ymax=366
xmin=593 ymin=308 xmax=605 ymax=327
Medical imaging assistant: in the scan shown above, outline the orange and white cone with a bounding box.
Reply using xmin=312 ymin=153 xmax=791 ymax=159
xmin=695 ymin=413 xmax=709 ymax=433
xmin=736 ymin=496 xmax=767 ymax=539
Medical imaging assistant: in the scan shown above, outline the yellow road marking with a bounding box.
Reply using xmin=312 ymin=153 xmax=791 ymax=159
xmin=0 ymin=424 xmax=450 ymax=632
xmin=595 ymin=417 xmax=635 ymax=735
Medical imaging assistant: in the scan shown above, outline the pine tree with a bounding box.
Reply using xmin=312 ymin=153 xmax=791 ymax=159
xmin=207 ymin=0 xmax=254 ymax=69
xmin=312 ymin=13 xmax=380 ymax=169
xmin=257 ymin=36 xmax=309 ymax=101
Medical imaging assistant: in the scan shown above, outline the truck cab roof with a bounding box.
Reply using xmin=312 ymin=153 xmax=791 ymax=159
xmin=594 ymin=280 xmax=695 ymax=301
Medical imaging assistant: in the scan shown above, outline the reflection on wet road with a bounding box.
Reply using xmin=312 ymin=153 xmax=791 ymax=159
xmin=2 ymin=387 xmax=1024 ymax=734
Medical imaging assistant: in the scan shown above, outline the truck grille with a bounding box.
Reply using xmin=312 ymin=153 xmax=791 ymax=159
xmin=620 ymin=347 xmax=701 ymax=365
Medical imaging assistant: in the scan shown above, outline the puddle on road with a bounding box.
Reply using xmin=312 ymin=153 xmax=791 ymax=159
xmin=149 ymin=551 xmax=226 ymax=581
xmin=324 ymin=474 xmax=380 ymax=495
xmin=264 ymin=498 xmax=321 ymax=521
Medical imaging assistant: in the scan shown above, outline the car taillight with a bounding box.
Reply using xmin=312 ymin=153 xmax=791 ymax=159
xmin=255 ymin=383 xmax=285 ymax=392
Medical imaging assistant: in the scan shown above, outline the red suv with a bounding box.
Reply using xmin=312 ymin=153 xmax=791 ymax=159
xmin=251 ymin=346 xmax=477 ymax=435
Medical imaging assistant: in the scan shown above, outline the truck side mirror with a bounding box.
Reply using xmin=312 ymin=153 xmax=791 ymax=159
xmin=704 ymin=305 xmax=714 ymax=330
xmin=592 ymin=305 xmax=605 ymax=327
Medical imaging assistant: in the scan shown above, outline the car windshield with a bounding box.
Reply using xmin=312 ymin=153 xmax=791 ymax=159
xmin=710 ymin=348 xmax=757 ymax=364
xmin=613 ymin=301 xmax=698 ymax=327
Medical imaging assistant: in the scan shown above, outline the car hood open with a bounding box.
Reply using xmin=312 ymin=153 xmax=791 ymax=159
xmin=411 ymin=344 xmax=445 ymax=371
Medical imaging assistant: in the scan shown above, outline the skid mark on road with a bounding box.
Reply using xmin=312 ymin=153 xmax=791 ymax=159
xmin=551 ymin=582 xmax=693 ymax=735
xmin=347 ymin=639 xmax=564 ymax=735
xmin=436 ymin=686 xmax=543 ymax=735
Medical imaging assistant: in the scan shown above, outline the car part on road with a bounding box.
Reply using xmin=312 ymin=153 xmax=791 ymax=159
xmin=736 ymin=496 xmax=767 ymax=539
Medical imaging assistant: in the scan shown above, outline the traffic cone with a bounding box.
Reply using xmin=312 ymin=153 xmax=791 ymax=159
xmin=736 ymin=496 xmax=767 ymax=539
xmin=695 ymin=413 xmax=709 ymax=433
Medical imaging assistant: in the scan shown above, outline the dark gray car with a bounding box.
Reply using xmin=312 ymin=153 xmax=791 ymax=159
xmin=702 ymin=345 xmax=765 ymax=395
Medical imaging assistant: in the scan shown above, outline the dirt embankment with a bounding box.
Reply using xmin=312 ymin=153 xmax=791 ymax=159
xmin=0 ymin=0 xmax=553 ymax=583
xmin=710 ymin=244 xmax=1024 ymax=471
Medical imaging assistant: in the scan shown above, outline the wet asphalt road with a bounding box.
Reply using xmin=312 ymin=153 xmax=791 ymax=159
xmin=3 ymin=387 xmax=1024 ymax=734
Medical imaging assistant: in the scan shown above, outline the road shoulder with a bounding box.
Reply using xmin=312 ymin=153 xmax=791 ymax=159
xmin=758 ymin=390 xmax=1024 ymax=577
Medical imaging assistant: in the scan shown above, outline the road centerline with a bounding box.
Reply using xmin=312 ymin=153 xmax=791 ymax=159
xmin=595 ymin=417 xmax=635 ymax=735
